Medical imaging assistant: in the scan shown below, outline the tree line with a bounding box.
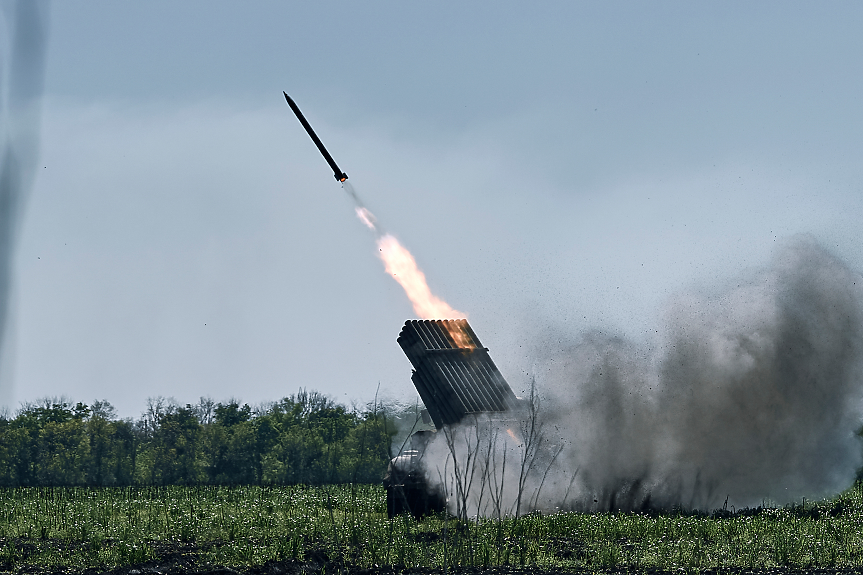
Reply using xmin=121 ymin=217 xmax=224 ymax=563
xmin=0 ymin=390 xmax=392 ymax=487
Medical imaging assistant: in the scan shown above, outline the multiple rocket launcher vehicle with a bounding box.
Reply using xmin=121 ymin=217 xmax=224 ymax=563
xmin=285 ymin=94 xmax=522 ymax=515
xmin=392 ymin=319 xmax=522 ymax=517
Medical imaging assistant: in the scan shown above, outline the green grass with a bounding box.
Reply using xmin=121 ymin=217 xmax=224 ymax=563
xmin=2 ymin=484 xmax=863 ymax=572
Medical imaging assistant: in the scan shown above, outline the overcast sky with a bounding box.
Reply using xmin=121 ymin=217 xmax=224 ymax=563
xmin=6 ymin=1 xmax=863 ymax=417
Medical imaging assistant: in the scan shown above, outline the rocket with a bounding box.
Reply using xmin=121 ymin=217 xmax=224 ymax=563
xmin=283 ymin=92 xmax=348 ymax=182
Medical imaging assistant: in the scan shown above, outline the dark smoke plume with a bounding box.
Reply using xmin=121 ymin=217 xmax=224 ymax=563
xmin=426 ymin=236 xmax=863 ymax=514
xmin=0 ymin=1 xmax=49 ymax=407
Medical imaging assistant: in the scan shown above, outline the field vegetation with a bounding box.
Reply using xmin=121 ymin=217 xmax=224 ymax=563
xmin=2 ymin=483 xmax=863 ymax=573
xmin=5 ymin=392 xmax=863 ymax=573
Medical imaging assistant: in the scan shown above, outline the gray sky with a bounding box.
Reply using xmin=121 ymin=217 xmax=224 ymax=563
xmin=8 ymin=1 xmax=863 ymax=417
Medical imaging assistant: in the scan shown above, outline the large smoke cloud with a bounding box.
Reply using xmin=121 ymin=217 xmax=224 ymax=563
xmin=424 ymin=236 xmax=863 ymax=514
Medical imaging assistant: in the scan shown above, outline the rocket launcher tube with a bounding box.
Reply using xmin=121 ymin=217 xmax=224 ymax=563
xmin=283 ymin=92 xmax=348 ymax=182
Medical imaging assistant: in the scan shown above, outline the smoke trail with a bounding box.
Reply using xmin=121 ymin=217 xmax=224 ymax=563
xmin=344 ymin=181 xmax=465 ymax=320
xmin=0 ymin=1 xmax=49 ymax=408
xmin=425 ymin=236 xmax=863 ymax=513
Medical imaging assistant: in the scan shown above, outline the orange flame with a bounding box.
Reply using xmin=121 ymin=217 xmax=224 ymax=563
xmin=377 ymin=233 xmax=467 ymax=320
xmin=352 ymin=201 xmax=467 ymax=324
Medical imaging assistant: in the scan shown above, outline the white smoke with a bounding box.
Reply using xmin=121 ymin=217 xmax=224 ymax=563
xmin=425 ymin=236 xmax=863 ymax=514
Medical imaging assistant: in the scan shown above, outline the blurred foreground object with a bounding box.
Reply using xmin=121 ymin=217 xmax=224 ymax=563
xmin=0 ymin=0 xmax=49 ymax=407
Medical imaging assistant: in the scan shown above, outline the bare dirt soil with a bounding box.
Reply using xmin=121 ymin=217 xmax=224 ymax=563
xmin=5 ymin=539 xmax=863 ymax=575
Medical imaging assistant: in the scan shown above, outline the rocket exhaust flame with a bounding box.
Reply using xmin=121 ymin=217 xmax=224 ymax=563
xmin=377 ymin=234 xmax=466 ymax=320
xmin=350 ymin=189 xmax=472 ymax=345
xmin=345 ymin=181 xmax=466 ymax=321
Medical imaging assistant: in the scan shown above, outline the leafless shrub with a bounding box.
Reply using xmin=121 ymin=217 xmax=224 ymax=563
xmin=430 ymin=376 xmax=568 ymax=519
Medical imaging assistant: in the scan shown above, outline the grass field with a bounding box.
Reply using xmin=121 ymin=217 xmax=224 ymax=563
xmin=1 ymin=483 xmax=863 ymax=573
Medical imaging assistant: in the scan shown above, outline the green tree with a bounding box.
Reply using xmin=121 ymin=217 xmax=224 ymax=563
xmin=0 ymin=390 xmax=394 ymax=487
xmin=149 ymin=405 xmax=203 ymax=485
xmin=200 ymin=401 xmax=257 ymax=484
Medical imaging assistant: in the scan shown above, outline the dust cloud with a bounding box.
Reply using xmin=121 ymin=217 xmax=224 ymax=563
xmin=423 ymin=236 xmax=863 ymax=514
